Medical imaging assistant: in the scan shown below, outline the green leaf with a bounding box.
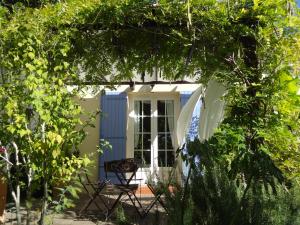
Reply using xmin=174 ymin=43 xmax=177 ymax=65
xmin=25 ymin=63 xmax=35 ymax=71
xmin=19 ymin=129 xmax=29 ymax=137
xmin=54 ymin=65 xmax=63 ymax=71
xmin=28 ymin=52 xmax=35 ymax=59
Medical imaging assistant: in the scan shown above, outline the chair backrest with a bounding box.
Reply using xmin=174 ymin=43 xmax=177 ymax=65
xmin=104 ymin=158 xmax=138 ymax=174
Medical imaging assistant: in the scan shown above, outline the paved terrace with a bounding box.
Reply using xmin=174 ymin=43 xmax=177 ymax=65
xmin=3 ymin=192 xmax=168 ymax=225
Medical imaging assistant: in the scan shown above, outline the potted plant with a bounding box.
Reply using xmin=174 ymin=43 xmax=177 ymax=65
xmin=0 ymin=146 xmax=7 ymax=224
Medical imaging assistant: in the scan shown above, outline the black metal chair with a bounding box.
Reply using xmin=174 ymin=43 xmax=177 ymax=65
xmin=142 ymin=181 xmax=168 ymax=217
xmin=104 ymin=158 xmax=144 ymax=218
xmin=78 ymin=169 xmax=109 ymax=216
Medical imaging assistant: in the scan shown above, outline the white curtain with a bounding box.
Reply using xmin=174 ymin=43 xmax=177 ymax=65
xmin=166 ymin=100 xmax=175 ymax=148
xmin=179 ymin=80 xmax=226 ymax=177
xmin=198 ymin=80 xmax=226 ymax=142
xmin=134 ymin=101 xmax=140 ymax=149
xmin=177 ymin=85 xmax=203 ymax=148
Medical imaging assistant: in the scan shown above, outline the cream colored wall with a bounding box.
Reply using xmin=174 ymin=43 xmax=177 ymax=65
xmin=77 ymin=93 xmax=101 ymax=182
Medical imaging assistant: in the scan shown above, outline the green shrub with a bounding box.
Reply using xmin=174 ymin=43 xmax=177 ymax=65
xmin=187 ymin=138 xmax=300 ymax=225
xmin=163 ymin=139 xmax=300 ymax=225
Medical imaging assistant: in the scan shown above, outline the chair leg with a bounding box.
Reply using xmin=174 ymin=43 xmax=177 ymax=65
xmin=79 ymin=183 xmax=107 ymax=216
xmin=79 ymin=198 xmax=94 ymax=215
xmin=126 ymin=191 xmax=144 ymax=218
xmin=98 ymin=194 xmax=110 ymax=210
xmin=93 ymin=182 xmax=110 ymax=211
xmin=157 ymin=196 xmax=167 ymax=212
xmin=142 ymin=194 xmax=160 ymax=218
xmin=79 ymin=192 xmax=103 ymax=215
xmin=106 ymin=192 xmax=124 ymax=219
xmin=142 ymin=191 xmax=167 ymax=218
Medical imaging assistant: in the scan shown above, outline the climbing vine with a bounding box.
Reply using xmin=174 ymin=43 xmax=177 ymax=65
xmin=0 ymin=0 xmax=299 ymax=224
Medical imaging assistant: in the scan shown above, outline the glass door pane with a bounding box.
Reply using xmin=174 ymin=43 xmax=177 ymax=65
xmin=134 ymin=100 xmax=151 ymax=167
xmin=157 ymin=100 xmax=175 ymax=167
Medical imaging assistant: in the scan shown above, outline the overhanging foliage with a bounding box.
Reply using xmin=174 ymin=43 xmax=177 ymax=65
xmin=1 ymin=0 xmax=299 ymax=82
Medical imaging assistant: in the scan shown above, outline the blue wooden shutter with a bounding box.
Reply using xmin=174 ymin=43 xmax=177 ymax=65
xmin=99 ymin=92 xmax=127 ymax=181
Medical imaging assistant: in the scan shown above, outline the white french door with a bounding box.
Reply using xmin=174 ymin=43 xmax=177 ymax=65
xmin=127 ymin=93 xmax=180 ymax=182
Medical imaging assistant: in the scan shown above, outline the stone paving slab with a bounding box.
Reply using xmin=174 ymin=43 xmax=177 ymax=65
xmin=53 ymin=217 xmax=97 ymax=225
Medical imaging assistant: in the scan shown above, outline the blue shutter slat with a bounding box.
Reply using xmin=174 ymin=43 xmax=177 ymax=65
xmin=99 ymin=92 xmax=127 ymax=183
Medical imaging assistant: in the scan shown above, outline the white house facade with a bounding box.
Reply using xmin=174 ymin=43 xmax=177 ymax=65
xmin=77 ymin=83 xmax=201 ymax=183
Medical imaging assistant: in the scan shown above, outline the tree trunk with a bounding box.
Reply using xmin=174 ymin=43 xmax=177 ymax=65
xmin=39 ymin=180 xmax=48 ymax=225
xmin=9 ymin=142 xmax=22 ymax=225
xmin=15 ymin=185 xmax=21 ymax=225
xmin=5 ymin=166 xmax=22 ymax=225
xmin=26 ymin=181 xmax=32 ymax=225
xmin=39 ymin=123 xmax=48 ymax=225
xmin=181 ymin=157 xmax=194 ymax=225
xmin=228 ymin=15 xmax=260 ymax=224
xmin=0 ymin=178 xmax=7 ymax=224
